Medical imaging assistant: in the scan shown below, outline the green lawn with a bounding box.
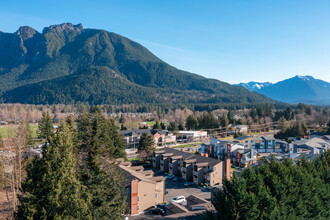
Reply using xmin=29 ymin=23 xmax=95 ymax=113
xmin=0 ymin=124 xmax=39 ymax=139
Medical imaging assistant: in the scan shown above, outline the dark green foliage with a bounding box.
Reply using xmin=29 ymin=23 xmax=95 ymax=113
xmin=167 ymin=122 xmax=179 ymax=132
xmin=227 ymin=110 xmax=235 ymax=124
xmin=37 ymin=112 xmax=53 ymax=141
xmin=120 ymin=123 xmax=127 ymax=130
xmin=0 ymin=23 xmax=275 ymax=106
xmin=77 ymin=107 xmax=128 ymax=218
xmin=197 ymin=112 xmax=219 ymax=129
xmin=153 ymin=121 xmax=162 ymax=130
xmin=209 ymin=152 xmax=330 ymax=219
xmin=250 ymin=107 xmax=258 ymax=119
xmin=275 ymin=121 xmax=307 ymax=140
xmin=327 ymin=121 xmax=330 ymax=135
xmin=138 ymin=132 xmax=155 ymax=154
xmin=185 ymin=115 xmax=198 ymax=130
xmin=220 ymin=113 xmax=229 ymax=128
xmin=16 ymin=121 xmax=92 ymax=219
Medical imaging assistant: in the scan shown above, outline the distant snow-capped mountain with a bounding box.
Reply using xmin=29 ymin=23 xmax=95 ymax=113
xmin=237 ymin=81 xmax=273 ymax=91
xmin=237 ymin=75 xmax=330 ymax=105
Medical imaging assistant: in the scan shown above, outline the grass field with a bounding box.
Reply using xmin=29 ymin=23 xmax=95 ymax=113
xmin=0 ymin=124 xmax=39 ymax=139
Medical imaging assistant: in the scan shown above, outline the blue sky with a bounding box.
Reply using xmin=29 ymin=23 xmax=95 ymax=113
xmin=1 ymin=0 xmax=330 ymax=84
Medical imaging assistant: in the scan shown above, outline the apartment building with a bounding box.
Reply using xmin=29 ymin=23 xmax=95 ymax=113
xmin=117 ymin=160 xmax=165 ymax=215
xmin=119 ymin=129 xmax=176 ymax=149
xmin=153 ymin=148 xmax=225 ymax=186
xmin=178 ymin=131 xmax=208 ymax=142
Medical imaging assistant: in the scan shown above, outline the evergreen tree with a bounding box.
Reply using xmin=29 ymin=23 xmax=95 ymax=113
xmin=250 ymin=107 xmax=258 ymax=119
xmin=186 ymin=115 xmax=198 ymax=130
xmin=77 ymin=108 xmax=128 ymax=219
xmin=37 ymin=112 xmax=53 ymax=142
xmin=16 ymin=121 xmax=91 ymax=219
xmin=178 ymin=123 xmax=185 ymax=131
xmin=153 ymin=121 xmax=162 ymax=130
xmin=138 ymin=132 xmax=155 ymax=155
xmin=167 ymin=122 xmax=179 ymax=132
xmin=119 ymin=114 xmax=125 ymax=123
xmin=120 ymin=123 xmax=127 ymax=130
xmin=160 ymin=122 xmax=166 ymax=130
xmin=220 ymin=113 xmax=229 ymax=128
xmin=208 ymin=153 xmax=330 ymax=219
xmin=227 ymin=110 xmax=235 ymax=124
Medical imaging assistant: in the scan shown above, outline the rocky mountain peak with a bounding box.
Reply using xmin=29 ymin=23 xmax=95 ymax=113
xmin=16 ymin=26 xmax=38 ymax=40
xmin=42 ymin=23 xmax=83 ymax=34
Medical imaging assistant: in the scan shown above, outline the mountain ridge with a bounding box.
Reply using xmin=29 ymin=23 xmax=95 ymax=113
xmin=237 ymin=75 xmax=330 ymax=105
xmin=0 ymin=23 xmax=275 ymax=105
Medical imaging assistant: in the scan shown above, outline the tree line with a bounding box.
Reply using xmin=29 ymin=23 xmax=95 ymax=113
xmin=208 ymin=151 xmax=330 ymax=219
xmin=2 ymin=107 xmax=128 ymax=219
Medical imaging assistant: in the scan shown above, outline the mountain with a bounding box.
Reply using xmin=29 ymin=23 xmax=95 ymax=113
xmin=238 ymin=75 xmax=330 ymax=105
xmin=0 ymin=23 xmax=274 ymax=105
xmin=237 ymin=82 xmax=272 ymax=92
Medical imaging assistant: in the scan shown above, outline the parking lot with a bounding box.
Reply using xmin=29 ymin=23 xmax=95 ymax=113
xmin=129 ymin=171 xmax=212 ymax=220
xmin=164 ymin=177 xmax=211 ymax=204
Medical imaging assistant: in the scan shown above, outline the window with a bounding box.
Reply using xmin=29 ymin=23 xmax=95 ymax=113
xmin=137 ymin=196 xmax=139 ymax=201
xmin=155 ymin=193 xmax=157 ymax=198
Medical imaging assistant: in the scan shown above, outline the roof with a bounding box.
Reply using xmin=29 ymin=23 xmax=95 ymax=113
xmin=165 ymin=203 xmax=189 ymax=215
xmin=293 ymin=138 xmax=329 ymax=149
xmin=234 ymin=135 xmax=251 ymax=141
xmin=119 ymin=129 xmax=150 ymax=136
xmin=117 ymin=163 xmax=165 ymax=185
xmin=160 ymin=147 xmax=222 ymax=167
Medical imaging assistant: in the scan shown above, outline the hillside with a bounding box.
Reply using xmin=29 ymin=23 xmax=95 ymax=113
xmin=0 ymin=23 xmax=273 ymax=105
xmin=238 ymin=75 xmax=330 ymax=105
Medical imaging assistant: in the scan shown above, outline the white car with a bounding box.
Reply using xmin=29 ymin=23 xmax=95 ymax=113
xmin=171 ymin=196 xmax=186 ymax=204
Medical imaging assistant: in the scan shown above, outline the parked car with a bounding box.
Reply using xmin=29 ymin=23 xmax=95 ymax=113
xmin=148 ymin=208 xmax=165 ymax=216
xmin=171 ymin=196 xmax=186 ymax=204
xmin=184 ymin=182 xmax=194 ymax=187
xmin=173 ymin=177 xmax=182 ymax=182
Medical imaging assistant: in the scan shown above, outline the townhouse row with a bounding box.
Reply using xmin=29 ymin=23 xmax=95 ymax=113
xmin=153 ymin=148 xmax=227 ymax=186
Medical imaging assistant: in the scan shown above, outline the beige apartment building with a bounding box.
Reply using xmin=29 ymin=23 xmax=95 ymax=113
xmin=153 ymin=148 xmax=224 ymax=186
xmin=117 ymin=160 xmax=165 ymax=215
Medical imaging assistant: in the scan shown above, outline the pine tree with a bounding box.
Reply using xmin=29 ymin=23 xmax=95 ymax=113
xmin=77 ymin=108 xmax=128 ymax=218
xmin=16 ymin=121 xmax=91 ymax=219
xmin=186 ymin=115 xmax=198 ymax=130
xmin=37 ymin=112 xmax=53 ymax=142
xmin=220 ymin=113 xmax=229 ymax=128
xmin=153 ymin=121 xmax=162 ymax=130
xmin=138 ymin=132 xmax=155 ymax=156
xmin=208 ymin=153 xmax=330 ymax=219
